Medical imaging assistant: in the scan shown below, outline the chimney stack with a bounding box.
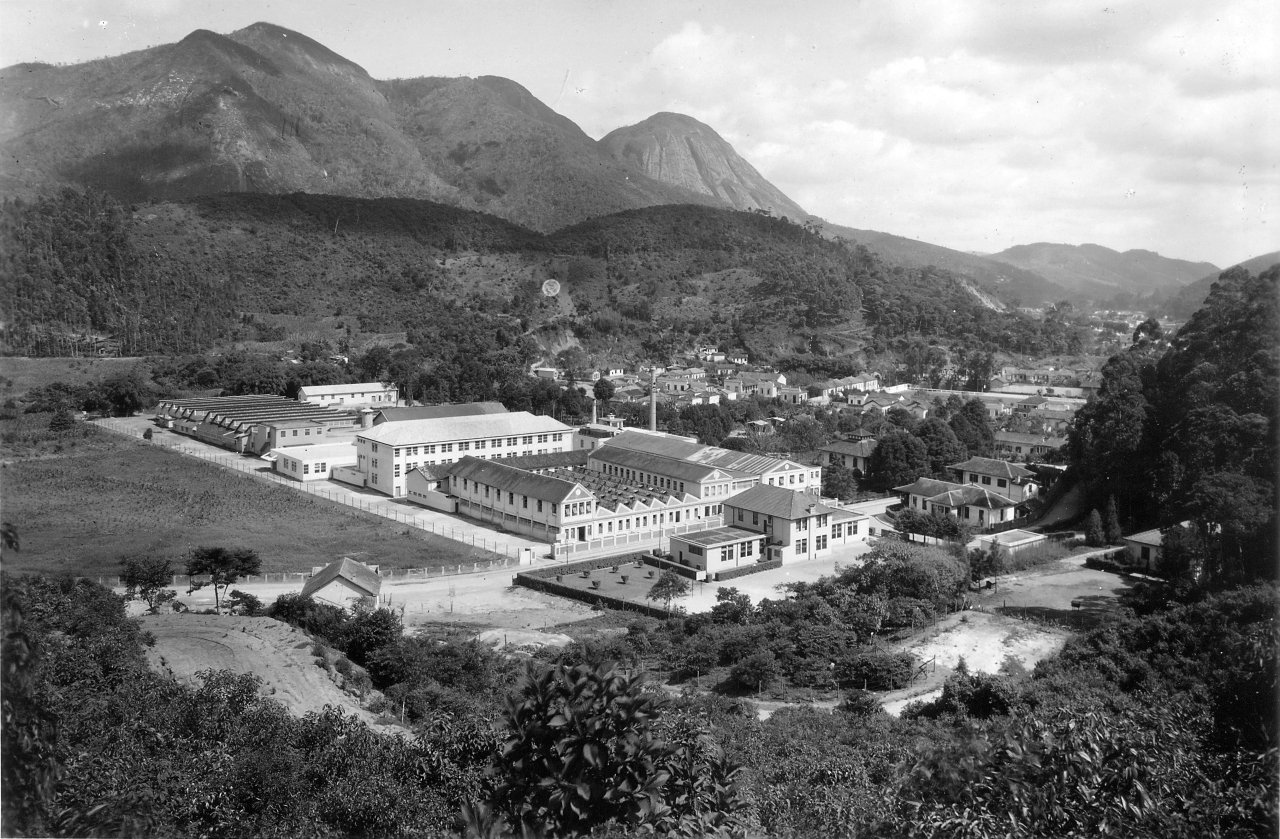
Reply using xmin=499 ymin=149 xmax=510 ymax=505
xmin=359 ymin=407 xmax=374 ymax=429
xmin=649 ymin=375 xmax=658 ymax=432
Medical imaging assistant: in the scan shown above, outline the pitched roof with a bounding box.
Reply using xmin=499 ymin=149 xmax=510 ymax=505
xmin=925 ymin=485 xmax=1017 ymax=509
xmin=373 ymin=402 xmax=508 ymax=423
xmin=500 ymin=450 xmax=591 ymax=471
xmin=449 ymin=456 xmax=584 ymax=504
xmin=949 ymin=457 xmax=1035 ymax=480
xmin=299 ymin=382 xmax=396 ymax=396
xmin=358 ymin=411 xmax=571 ymax=446
xmin=893 ymin=477 xmax=965 ymax=497
xmin=591 ymin=444 xmax=729 ymax=483
xmin=821 ymin=439 xmax=878 ymax=457
xmin=301 ymin=558 xmax=381 ymax=599
xmin=725 ymin=485 xmax=836 ymax=520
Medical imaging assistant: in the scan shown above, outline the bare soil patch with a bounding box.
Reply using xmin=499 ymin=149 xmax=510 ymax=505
xmin=140 ymin=612 xmax=405 ymax=735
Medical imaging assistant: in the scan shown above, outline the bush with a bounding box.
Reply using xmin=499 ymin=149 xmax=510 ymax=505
xmin=729 ymin=651 xmax=783 ymax=693
xmin=838 ymin=651 xmax=915 ymax=691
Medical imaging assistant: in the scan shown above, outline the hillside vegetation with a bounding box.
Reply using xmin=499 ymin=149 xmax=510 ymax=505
xmin=1 ymin=189 xmax=1089 ymax=367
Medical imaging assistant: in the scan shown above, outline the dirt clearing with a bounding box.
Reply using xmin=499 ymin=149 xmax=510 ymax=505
xmin=140 ymin=613 xmax=405 ymax=735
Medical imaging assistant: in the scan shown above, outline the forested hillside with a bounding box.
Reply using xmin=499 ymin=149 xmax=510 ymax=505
xmin=1067 ymin=265 xmax=1278 ymax=584
xmin=1 ymin=189 xmax=1089 ymax=367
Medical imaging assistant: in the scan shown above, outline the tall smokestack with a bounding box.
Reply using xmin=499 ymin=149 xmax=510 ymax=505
xmin=649 ymin=373 xmax=657 ymax=432
xmin=591 ymin=397 xmax=598 ymax=425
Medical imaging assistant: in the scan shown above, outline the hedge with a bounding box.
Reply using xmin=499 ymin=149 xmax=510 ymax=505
xmin=714 ymin=558 xmax=783 ymax=582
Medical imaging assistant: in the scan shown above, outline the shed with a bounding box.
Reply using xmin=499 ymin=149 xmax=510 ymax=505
xmin=301 ymin=557 xmax=382 ymax=607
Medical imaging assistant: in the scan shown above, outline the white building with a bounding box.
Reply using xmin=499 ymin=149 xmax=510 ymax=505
xmin=298 ymin=382 xmax=399 ymax=408
xmin=271 ymin=442 xmax=358 ymax=482
xmin=351 ymin=411 xmax=574 ymax=497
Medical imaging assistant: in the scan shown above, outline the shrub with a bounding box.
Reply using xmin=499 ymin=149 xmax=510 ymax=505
xmin=728 ymin=651 xmax=783 ymax=693
xmin=838 ymin=651 xmax=915 ymax=691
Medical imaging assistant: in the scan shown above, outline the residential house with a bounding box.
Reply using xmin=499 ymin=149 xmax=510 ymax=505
xmin=820 ymin=439 xmax=877 ymax=474
xmin=948 ymin=456 xmax=1039 ymax=503
xmin=994 ymin=430 xmax=1067 ymax=459
xmin=893 ymin=477 xmax=1020 ymax=530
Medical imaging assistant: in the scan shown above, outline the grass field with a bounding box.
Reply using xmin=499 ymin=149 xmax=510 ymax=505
xmin=1 ymin=416 xmax=496 ymax=578
xmin=0 ymin=356 xmax=148 ymax=400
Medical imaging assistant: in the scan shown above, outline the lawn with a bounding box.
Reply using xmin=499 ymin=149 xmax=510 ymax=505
xmin=1 ymin=417 xmax=496 ymax=578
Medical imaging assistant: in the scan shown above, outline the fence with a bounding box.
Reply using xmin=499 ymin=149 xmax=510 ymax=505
xmin=92 ymin=419 xmax=545 ymax=565
xmin=93 ymin=556 xmax=522 ymax=590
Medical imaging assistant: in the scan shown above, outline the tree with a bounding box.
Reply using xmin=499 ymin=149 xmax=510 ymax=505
xmin=865 ymin=429 xmax=929 ymax=492
xmin=185 ymin=547 xmax=261 ymax=614
xmin=343 ymin=607 xmax=404 ymax=667
xmin=1103 ymin=495 xmax=1122 ymax=543
xmin=120 ymin=556 xmax=176 ymax=614
xmin=1084 ymin=509 xmax=1105 ymax=547
xmin=592 ymin=377 xmax=615 ymax=407
xmin=356 ymin=345 xmax=393 ymax=382
xmin=101 ymin=367 xmax=153 ymax=416
xmin=822 ymin=463 xmax=860 ymax=501
xmin=729 ymin=651 xmax=782 ymax=693
xmin=468 ymin=662 xmax=746 ymax=837
xmin=914 ymin=417 xmax=969 ymax=478
xmin=647 ymin=570 xmax=690 ymax=615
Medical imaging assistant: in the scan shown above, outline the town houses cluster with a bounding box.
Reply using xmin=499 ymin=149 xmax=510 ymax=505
xmin=154 ymin=356 xmax=1076 ymax=575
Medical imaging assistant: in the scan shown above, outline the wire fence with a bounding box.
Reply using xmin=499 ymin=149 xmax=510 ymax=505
xmin=93 ymin=419 xmax=543 ymax=568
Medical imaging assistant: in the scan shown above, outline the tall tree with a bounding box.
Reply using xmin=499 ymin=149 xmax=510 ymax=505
xmin=914 ymin=417 xmax=969 ymax=478
xmin=865 ymin=430 xmax=929 ymax=492
xmin=185 ymin=547 xmax=262 ymax=615
xmin=120 ymin=556 xmax=176 ymax=614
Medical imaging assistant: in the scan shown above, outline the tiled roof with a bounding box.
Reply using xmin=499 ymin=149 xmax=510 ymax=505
xmin=301 ymin=558 xmax=381 ymax=600
xmin=500 ymin=450 xmax=591 ymax=471
xmin=591 ymin=445 xmax=729 ymax=483
xmin=821 ymin=439 xmax=878 ymax=457
xmin=358 ymin=412 xmax=571 ymax=446
xmin=726 ymin=485 xmax=835 ymax=520
xmin=894 ymin=477 xmax=965 ymax=497
xmin=926 ymin=485 xmax=1017 ymax=509
xmin=949 ymin=457 xmax=1035 ymax=480
xmin=450 ymin=457 xmax=584 ymax=504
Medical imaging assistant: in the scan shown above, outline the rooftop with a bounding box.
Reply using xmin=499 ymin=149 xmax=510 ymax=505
xmin=725 ymin=484 xmax=835 ymax=520
xmin=358 ymin=411 xmax=571 ymax=446
xmin=450 ymin=456 xmax=584 ymax=504
xmin=949 ymin=457 xmax=1035 ymax=480
xmin=675 ymin=526 xmax=764 ymax=548
xmin=301 ymin=557 xmax=381 ymax=600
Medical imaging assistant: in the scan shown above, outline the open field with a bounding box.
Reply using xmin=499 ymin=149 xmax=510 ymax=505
xmin=0 ymin=356 xmax=147 ymax=399
xmin=1 ymin=419 xmax=497 ymax=578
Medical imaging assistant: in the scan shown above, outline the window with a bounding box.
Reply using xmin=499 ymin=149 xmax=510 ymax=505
xmin=508 ymin=437 xmax=518 ymax=446
xmin=553 ymin=433 xmax=563 ymax=441
xmin=291 ymin=429 xmax=298 ymax=437
xmin=737 ymin=509 xmax=743 ymax=521
xmin=997 ymin=479 xmax=1007 ymax=488
xmin=522 ymin=495 xmax=528 ymax=509
xmin=832 ymin=523 xmax=842 ymax=538
xmin=796 ymin=517 xmax=808 ymax=532
xmin=752 ymin=512 xmax=759 ymax=525
xmin=537 ymin=434 xmax=548 ymax=443
xmin=426 ymin=445 xmax=436 ymax=454
xmin=371 ymin=443 xmax=378 ymax=452
xmin=850 ymin=522 xmax=859 ymax=534
xmin=816 ymin=535 xmax=828 ymax=550
xmin=981 ymin=476 xmax=991 ymax=485
xmin=372 ymin=458 xmax=379 ymax=468
xmin=508 ymin=492 xmax=514 ymax=504
xmin=316 ymin=462 xmax=326 ymax=471
xmin=522 ymin=436 xmax=533 ymax=445
xmin=796 ymin=539 xmax=808 ymax=553
xmin=476 ymin=439 xmax=486 ymax=449
xmin=459 ymin=441 xmax=470 ymax=451
xmin=303 ymin=463 xmax=310 ymax=474
xmin=442 ymin=443 xmax=453 ymax=452
xmin=741 ymin=540 xmax=754 ymax=557
xmin=394 ymin=464 xmax=401 ymax=477
xmin=484 ymin=486 xmax=490 ymax=497
xmin=1141 ymin=546 xmax=1151 ymax=560
xmin=789 ymin=475 xmax=796 ymax=485
xmin=537 ymin=500 xmax=543 ymax=512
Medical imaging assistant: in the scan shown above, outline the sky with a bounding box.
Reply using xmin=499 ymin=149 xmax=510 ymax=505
xmin=1 ymin=0 xmax=1276 ymax=267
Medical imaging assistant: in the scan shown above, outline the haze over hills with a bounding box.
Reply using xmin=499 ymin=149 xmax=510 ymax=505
xmin=990 ymin=242 xmax=1219 ymax=300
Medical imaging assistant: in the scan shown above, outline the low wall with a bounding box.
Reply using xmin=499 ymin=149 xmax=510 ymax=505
xmin=714 ymin=558 xmax=783 ymax=582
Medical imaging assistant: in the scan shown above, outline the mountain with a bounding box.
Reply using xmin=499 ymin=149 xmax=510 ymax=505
xmin=820 ymin=223 xmax=1070 ymax=308
xmin=1160 ymin=250 xmax=1280 ymax=320
xmin=600 ymin=112 xmax=807 ymax=219
xmin=989 ymin=242 xmax=1218 ymax=301
xmin=0 ymin=23 xmax=711 ymax=231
